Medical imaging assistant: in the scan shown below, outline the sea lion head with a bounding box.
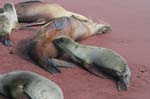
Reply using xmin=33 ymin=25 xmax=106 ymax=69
xmin=3 ymin=3 xmax=14 ymax=12
xmin=3 ymin=3 xmax=18 ymax=26
xmin=53 ymin=36 xmax=76 ymax=51
xmin=117 ymin=63 xmax=131 ymax=91
xmin=85 ymin=19 xmax=111 ymax=34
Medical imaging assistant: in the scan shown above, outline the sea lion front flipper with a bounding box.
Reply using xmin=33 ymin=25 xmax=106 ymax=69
xmin=46 ymin=59 xmax=61 ymax=74
xmin=71 ymin=15 xmax=88 ymax=22
xmin=84 ymin=64 xmax=108 ymax=78
xmin=0 ymin=35 xmax=13 ymax=46
xmin=52 ymin=58 xmax=76 ymax=68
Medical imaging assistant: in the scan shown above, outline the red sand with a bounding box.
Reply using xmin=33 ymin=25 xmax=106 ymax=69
xmin=0 ymin=0 xmax=150 ymax=99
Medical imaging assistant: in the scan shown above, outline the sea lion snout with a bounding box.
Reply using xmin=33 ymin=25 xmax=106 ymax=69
xmin=118 ymin=66 xmax=131 ymax=91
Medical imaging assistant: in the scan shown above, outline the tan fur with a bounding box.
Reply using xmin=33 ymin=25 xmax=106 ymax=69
xmin=14 ymin=1 xmax=88 ymax=23
xmin=28 ymin=16 xmax=111 ymax=74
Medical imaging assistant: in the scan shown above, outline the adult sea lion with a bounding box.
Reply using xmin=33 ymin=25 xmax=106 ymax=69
xmin=28 ymin=16 xmax=111 ymax=74
xmin=0 ymin=3 xmax=18 ymax=46
xmin=52 ymin=36 xmax=131 ymax=91
xmin=0 ymin=0 xmax=89 ymax=26
xmin=0 ymin=70 xmax=64 ymax=99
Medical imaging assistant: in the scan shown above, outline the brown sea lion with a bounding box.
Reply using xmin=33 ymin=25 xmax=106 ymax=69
xmin=0 ymin=3 xmax=18 ymax=46
xmin=0 ymin=0 xmax=89 ymax=26
xmin=27 ymin=16 xmax=111 ymax=74
xmin=52 ymin=36 xmax=131 ymax=91
xmin=0 ymin=70 xmax=64 ymax=99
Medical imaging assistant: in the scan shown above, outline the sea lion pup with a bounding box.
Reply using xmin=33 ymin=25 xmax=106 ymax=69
xmin=0 ymin=70 xmax=64 ymax=99
xmin=53 ymin=36 xmax=131 ymax=91
xmin=28 ymin=16 xmax=111 ymax=74
xmin=0 ymin=3 xmax=18 ymax=46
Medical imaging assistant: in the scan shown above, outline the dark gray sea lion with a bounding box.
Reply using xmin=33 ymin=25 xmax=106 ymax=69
xmin=0 ymin=70 xmax=64 ymax=99
xmin=53 ymin=36 xmax=131 ymax=91
xmin=0 ymin=3 xmax=18 ymax=46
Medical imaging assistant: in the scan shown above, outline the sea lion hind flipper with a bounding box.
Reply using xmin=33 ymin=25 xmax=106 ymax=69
xmin=52 ymin=58 xmax=76 ymax=68
xmin=45 ymin=59 xmax=61 ymax=74
xmin=85 ymin=64 xmax=108 ymax=78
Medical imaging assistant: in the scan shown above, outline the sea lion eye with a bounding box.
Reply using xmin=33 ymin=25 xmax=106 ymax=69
xmin=59 ymin=38 xmax=64 ymax=43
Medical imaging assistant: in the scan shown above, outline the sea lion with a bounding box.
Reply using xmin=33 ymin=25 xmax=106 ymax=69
xmin=27 ymin=16 xmax=111 ymax=74
xmin=0 ymin=70 xmax=64 ymax=99
xmin=52 ymin=36 xmax=131 ymax=91
xmin=0 ymin=0 xmax=89 ymax=26
xmin=0 ymin=3 xmax=18 ymax=46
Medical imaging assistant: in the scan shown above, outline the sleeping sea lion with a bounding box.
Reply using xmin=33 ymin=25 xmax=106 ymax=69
xmin=0 ymin=70 xmax=64 ymax=99
xmin=0 ymin=0 xmax=89 ymax=26
xmin=0 ymin=3 xmax=18 ymax=46
xmin=52 ymin=36 xmax=131 ymax=91
xmin=27 ymin=16 xmax=111 ymax=74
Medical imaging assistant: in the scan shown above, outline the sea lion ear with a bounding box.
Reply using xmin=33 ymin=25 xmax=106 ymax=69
xmin=3 ymin=3 xmax=14 ymax=13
